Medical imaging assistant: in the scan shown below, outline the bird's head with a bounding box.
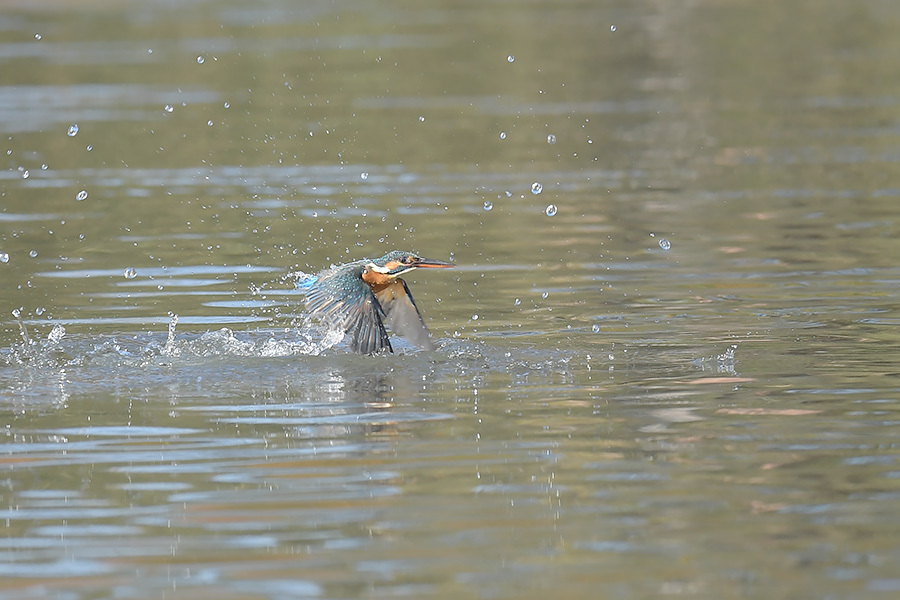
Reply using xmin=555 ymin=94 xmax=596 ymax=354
xmin=366 ymin=250 xmax=454 ymax=278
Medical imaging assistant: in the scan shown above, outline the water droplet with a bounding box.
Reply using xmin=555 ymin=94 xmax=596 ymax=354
xmin=21 ymin=169 xmax=29 ymax=179
xmin=499 ymin=131 xmax=507 ymax=140
xmin=196 ymin=55 xmax=205 ymax=64
xmin=514 ymin=298 xmax=521 ymax=306
xmin=472 ymin=314 xmax=479 ymax=321
xmin=29 ymin=250 xmax=38 ymax=258
xmin=360 ymin=172 xmax=368 ymax=180
xmin=542 ymin=291 xmax=549 ymax=299
xmin=224 ymin=101 xmax=230 ymax=109
xmin=124 ymin=267 xmax=137 ymax=279
xmin=658 ymin=238 xmax=671 ymax=250
xmin=507 ymin=54 xmax=515 ymax=63
xmin=34 ymin=33 xmax=42 ymax=40
xmin=610 ymin=24 xmax=617 ymax=32
xmin=418 ymin=115 xmax=425 ymax=122
xmin=164 ymin=104 xmax=174 ymax=113
xmin=76 ymin=190 xmax=88 ymax=201
xmin=483 ymin=200 xmax=493 ymax=211
xmin=41 ymin=163 xmax=48 ymax=170
xmin=504 ymin=190 xmax=512 ymax=198
xmin=545 ymin=204 xmax=558 ymax=217
xmin=35 ymin=307 xmax=44 ymax=316
xmin=0 ymin=252 xmax=8 ymax=264
xmin=86 ymin=145 xmax=92 ymax=151
xmin=67 ymin=123 xmax=79 ymax=137
xmin=547 ymin=134 xmax=557 ymax=144
xmin=531 ymin=182 xmax=543 ymax=195
xmin=591 ymin=324 xmax=600 ymax=333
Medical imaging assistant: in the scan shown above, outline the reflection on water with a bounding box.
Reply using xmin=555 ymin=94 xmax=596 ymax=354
xmin=3 ymin=0 xmax=900 ymax=598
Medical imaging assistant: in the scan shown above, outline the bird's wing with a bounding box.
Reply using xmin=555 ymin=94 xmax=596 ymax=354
xmin=374 ymin=278 xmax=435 ymax=351
xmin=305 ymin=267 xmax=392 ymax=355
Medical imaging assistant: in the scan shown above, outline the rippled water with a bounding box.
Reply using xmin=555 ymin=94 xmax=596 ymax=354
xmin=3 ymin=0 xmax=900 ymax=598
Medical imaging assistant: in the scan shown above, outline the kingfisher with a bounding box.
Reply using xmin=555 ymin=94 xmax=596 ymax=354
xmin=303 ymin=250 xmax=454 ymax=355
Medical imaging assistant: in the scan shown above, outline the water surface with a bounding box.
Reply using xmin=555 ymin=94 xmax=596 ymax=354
xmin=3 ymin=1 xmax=900 ymax=598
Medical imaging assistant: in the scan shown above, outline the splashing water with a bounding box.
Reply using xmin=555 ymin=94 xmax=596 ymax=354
xmin=47 ymin=324 xmax=66 ymax=344
xmin=290 ymin=271 xmax=318 ymax=290
xmin=166 ymin=312 xmax=179 ymax=349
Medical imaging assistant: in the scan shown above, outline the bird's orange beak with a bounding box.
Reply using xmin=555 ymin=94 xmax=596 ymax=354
xmin=411 ymin=257 xmax=455 ymax=269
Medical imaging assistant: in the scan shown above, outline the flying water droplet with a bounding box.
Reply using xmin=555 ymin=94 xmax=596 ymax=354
xmin=514 ymin=298 xmax=521 ymax=306
xmin=67 ymin=124 xmax=79 ymax=137
xmin=610 ymin=24 xmax=617 ymax=32
xmin=499 ymin=131 xmax=507 ymax=140
xmin=545 ymin=204 xmax=558 ymax=217
xmin=418 ymin=115 xmax=425 ymax=122
xmin=360 ymin=172 xmax=368 ymax=180
xmin=123 ymin=267 xmax=137 ymax=279
xmin=542 ymin=291 xmax=549 ymax=299
xmin=591 ymin=324 xmax=601 ymax=333
xmin=507 ymin=54 xmax=515 ymax=63
xmin=35 ymin=307 xmax=45 ymax=316
xmin=196 ymin=55 xmax=205 ymax=64
xmin=0 ymin=252 xmax=8 ymax=264
xmin=531 ymin=182 xmax=543 ymax=194
xmin=34 ymin=33 xmax=42 ymax=40
xmin=164 ymin=104 xmax=174 ymax=113
xmin=483 ymin=200 xmax=493 ymax=211
xmin=658 ymin=238 xmax=671 ymax=250
xmin=547 ymin=134 xmax=557 ymax=144
xmin=21 ymin=169 xmax=29 ymax=179
xmin=207 ymin=120 xmax=214 ymax=127
xmin=76 ymin=190 xmax=88 ymax=201
xmin=29 ymin=250 xmax=38 ymax=258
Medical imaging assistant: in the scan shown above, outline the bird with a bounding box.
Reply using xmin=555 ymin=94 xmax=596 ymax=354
xmin=303 ymin=250 xmax=454 ymax=354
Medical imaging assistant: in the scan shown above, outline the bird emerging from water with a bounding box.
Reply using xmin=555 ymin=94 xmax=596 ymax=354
xmin=303 ymin=250 xmax=454 ymax=354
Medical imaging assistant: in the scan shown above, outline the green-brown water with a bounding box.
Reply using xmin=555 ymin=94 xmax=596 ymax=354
xmin=3 ymin=1 xmax=900 ymax=598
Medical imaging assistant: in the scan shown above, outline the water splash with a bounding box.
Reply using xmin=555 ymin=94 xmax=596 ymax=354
xmin=289 ymin=271 xmax=318 ymax=290
xmin=166 ymin=312 xmax=179 ymax=349
xmin=47 ymin=324 xmax=66 ymax=344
